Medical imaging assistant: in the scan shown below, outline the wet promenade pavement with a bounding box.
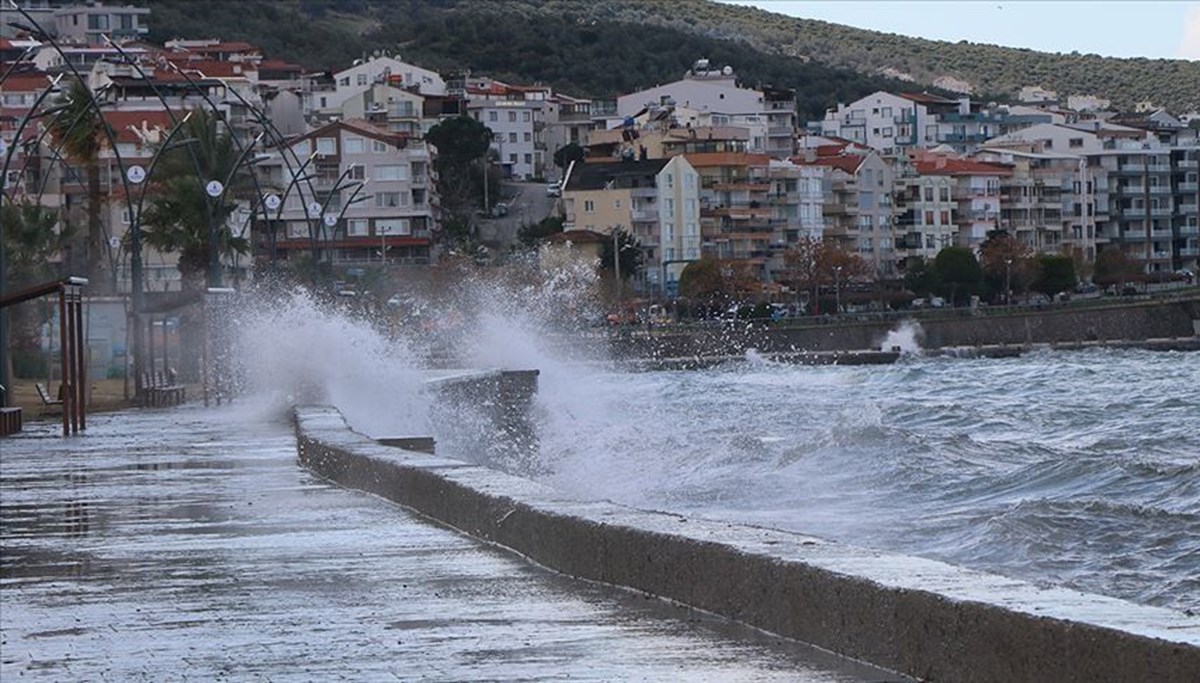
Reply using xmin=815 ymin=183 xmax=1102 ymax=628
xmin=1 ymin=404 xmax=901 ymax=681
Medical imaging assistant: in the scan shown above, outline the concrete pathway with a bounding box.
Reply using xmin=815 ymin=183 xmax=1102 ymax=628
xmin=1 ymin=404 xmax=901 ymax=681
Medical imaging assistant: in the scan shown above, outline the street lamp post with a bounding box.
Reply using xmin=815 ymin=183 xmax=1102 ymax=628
xmin=1005 ymin=258 xmax=1013 ymax=305
xmin=834 ymin=265 xmax=843 ymax=315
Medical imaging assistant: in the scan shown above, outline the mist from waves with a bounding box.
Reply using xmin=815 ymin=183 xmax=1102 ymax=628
xmin=226 ymin=270 xmax=1198 ymax=614
xmin=528 ymin=348 xmax=1200 ymax=613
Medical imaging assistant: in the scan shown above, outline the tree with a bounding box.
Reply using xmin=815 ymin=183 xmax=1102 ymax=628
xmin=1093 ymin=247 xmax=1136 ymax=290
xmin=978 ymin=229 xmax=1034 ymax=303
xmin=678 ymin=257 xmax=724 ymax=304
xmin=1 ymin=201 xmax=76 ymax=393
xmin=425 ymin=116 xmax=493 ymax=222
xmin=48 ymin=78 xmax=114 ymax=293
xmin=1031 ymin=254 xmax=1077 ymax=297
xmin=932 ymin=247 xmax=982 ymax=306
xmin=599 ymin=228 xmax=642 ymax=280
xmin=553 ymin=142 xmax=585 ymax=170
xmin=903 ymin=256 xmax=938 ymax=296
xmin=140 ymin=108 xmax=251 ymax=294
xmin=786 ymin=237 xmax=871 ymax=314
xmin=516 ymin=215 xmax=564 ymax=248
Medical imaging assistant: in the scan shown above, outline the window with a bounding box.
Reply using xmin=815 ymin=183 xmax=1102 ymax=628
xmin=372 ymin=140 xmax=389 ymax=153
xmin=882 ymin=127 xmax=893 ymax=137
xmin=940 ymin=210 xmax=950 ymax=225
xmin=508 ymin=132 xmax=518 ymax=143
xmin=584 ymin=200 xmax=595 ymax=213
xmin=488 ymin=111 xmax=498 ymax=122
xmin=924 ymin=210 xmax=934 ymax=225
xmin=881 ymin=107 xmax=892 ymax=118
xmin=316 ymin=138 xmax=336 ymax=155
xmin=523 ymin=111 xmax=531 ymax=122
xmin=614 ymin=199 xmax=622 ymax=209
xmin=939 ymin=187 xmax=949 ymax=202
xmin=377 ymin=218 xmax=411 ymax=235
xmin=293 ymin=140 xmax=311 ymax=157
xmin=356 ymin=73 xmax=368 ymax=86
xmin=524 ymin=153 xmax=532 ymax=164
xmin=88 ymin=14 xmax=109 ymax=29
xmin=348 ymin=165 xmax=365 ymax=180
xmin=508 ymin=111 xmax=517 ymax=123
xmin=347 ymin=219 xmax=368 ymax=236
xmin=1045 ymin=139 xmax=1054 ymax=149
xmin=287 ymin=223 xmax=307 ymax=238
xmin=924 ymin=187 xmax=933 ymax=202
xmin=338 ymin=77 xmax=350 ymax=87
xmin=344 ymin=137 xmax=364 ymax=154
xmin=119 ymin=14 xmax=133 ymax=30
xmin=375 ymin=165 xmax=408 ymax=181
xmin=375 ymin=192 xmax=402 ymax=208
xmin=523 ymin=132 xmax=532 ymax=142
xmin=508 ymin=153 xmax=517 ymax=163
xmin=1069 ymin=138 xmax=1084 ymax=148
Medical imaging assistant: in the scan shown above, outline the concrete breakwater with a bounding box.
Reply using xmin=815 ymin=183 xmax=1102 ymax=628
xmin=610 ymin=293 xmax=1200 ymax=359
xmin=294 ymin=371 xmax=1200 ymax=682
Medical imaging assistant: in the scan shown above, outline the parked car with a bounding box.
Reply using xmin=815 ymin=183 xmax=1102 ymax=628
xmin=546 ymin=182 xmax=561 ymax=197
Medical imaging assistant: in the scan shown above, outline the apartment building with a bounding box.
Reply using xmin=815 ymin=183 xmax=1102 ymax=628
xmin=1087 ymin=148 xmax=1190 ymax=274
xmin=812 ymin=91 xmax=961 ymax=155
xmin=973 ymin=147 xmax=1099 ymax=260
xmin=683 ymin=151 xmax=776 ymax=280
xmin=618 ymin=60 xmax=796 ymax=158
xmin=258 ymin=119 xmax=436 ymax=266
xmin=54 ymin=2 xmax=150 ymax=44
xmin=468 ymin=97 xmax=546 ymax=180
xmin=801 ymin=149 xmax=898 ymax=276
xmin=306 ymin=56 xmax=445 ymax=119
xmin=560 ymin=157 xmax=701 ymax=295
xmin=898 ymin=155 xmax=1012 ymax=257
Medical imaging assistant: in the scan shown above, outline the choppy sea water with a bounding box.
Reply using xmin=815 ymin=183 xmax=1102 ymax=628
xmin=519 ymin=348 xmax=1200 ymax=613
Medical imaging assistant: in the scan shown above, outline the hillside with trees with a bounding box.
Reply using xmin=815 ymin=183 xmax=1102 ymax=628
xmin=140 ymin=0 xmax=1200 ymax=114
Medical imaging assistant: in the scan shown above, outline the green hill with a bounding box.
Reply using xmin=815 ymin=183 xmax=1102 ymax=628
xmin=140 ymin=0 xmax=1200 ymax=115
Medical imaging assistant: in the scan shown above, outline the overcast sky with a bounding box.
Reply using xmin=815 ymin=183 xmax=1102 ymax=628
xmin=720 ymin=1 xmax=1200 ymax=61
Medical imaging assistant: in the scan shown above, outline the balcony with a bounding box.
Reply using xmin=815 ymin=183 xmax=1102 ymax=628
xmin=1179 ymin=182 xmax=1199 ymax=192
xmin=1181 ymin=247 xmax=1200 ymax=256
xmin=1116 ymin=163 xmax=1146 ymax=174
xmin=1177 ymin=159 xmax=1198 ymax=169
xmin=767 ymin=126 xmax=794 ymax=136
xmin=1180 ymin=225 xmax=1199 ymax=236
xmin=1122 ymin=230 xmax=1147 ymax=241
xmin=630 ymin=209 xmax=659 ymax=222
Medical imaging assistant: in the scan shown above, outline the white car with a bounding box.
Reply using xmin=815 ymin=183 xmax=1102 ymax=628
xmin=546 ymin=182 xmax=561 ymax=197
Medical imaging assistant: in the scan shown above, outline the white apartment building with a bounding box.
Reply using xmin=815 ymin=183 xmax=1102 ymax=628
xmin=618 ymin=60 xmax=796 ymax=158
xmin=308 ymin=56 xmax=445 ymax=118
xmin=468 ymin=99 xmax=546 ymax=180
xmin=813 ymin=91 xmax=963 ymax=155
xmin=53 ymin=2 xmax=149 ymax=44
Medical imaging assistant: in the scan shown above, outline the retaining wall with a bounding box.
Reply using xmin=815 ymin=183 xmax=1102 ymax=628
xmin=611 ymin=295 xmax=1200 ymax=358
xmin=295 ymin=403 xmax=1200 ymax=682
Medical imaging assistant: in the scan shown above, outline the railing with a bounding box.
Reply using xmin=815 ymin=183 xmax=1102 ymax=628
xmin=1181 ymin=247 xmax=1199 ymax=256
xmin=1179 ymin=182 xmax=1198 ymax=192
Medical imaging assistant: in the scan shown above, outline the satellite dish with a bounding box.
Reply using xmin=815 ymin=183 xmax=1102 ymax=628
xmin=108 ymin=237 xmax=120 ymax=248
xmin=722 ymin=65 xmax=733 ymax=75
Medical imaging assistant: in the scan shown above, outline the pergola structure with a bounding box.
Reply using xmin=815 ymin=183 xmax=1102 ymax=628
xmin=0 ymin=276 xmax=89 ymax=436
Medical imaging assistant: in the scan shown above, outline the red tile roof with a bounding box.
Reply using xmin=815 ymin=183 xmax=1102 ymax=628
xmin=103 ymin=109 xmax=176 ymax=144
xmin=2 ymin=74 xmax=54 ymax=91
xmin=912 ymin=157 xmax=1013 ymax=176
xmin=801 ymin=155 xmax=866 ymax=174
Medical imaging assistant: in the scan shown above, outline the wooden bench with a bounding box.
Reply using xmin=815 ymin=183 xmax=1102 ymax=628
xmin=141 ymin=370 xmax=186 ymax=407
xmin=0 ymin=406 xmax=21 ymax=435
xmin=35 ymin=383 xmax=64 ymax=416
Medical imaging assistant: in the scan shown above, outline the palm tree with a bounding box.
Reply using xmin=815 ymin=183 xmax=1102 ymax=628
xmin=140 ymin=108 xmax=250 ymax=294
xmin=48 ymin=78 xmax=113 ymax=293
xmin=0 ymin=200 xmax=75 ymax=397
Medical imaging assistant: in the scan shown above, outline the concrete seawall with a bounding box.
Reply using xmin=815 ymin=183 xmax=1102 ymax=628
xmin=610 ymin=294 xmax=1200 ymax=359
xmin=295 ymin=402 xmax=1200 ymax=682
